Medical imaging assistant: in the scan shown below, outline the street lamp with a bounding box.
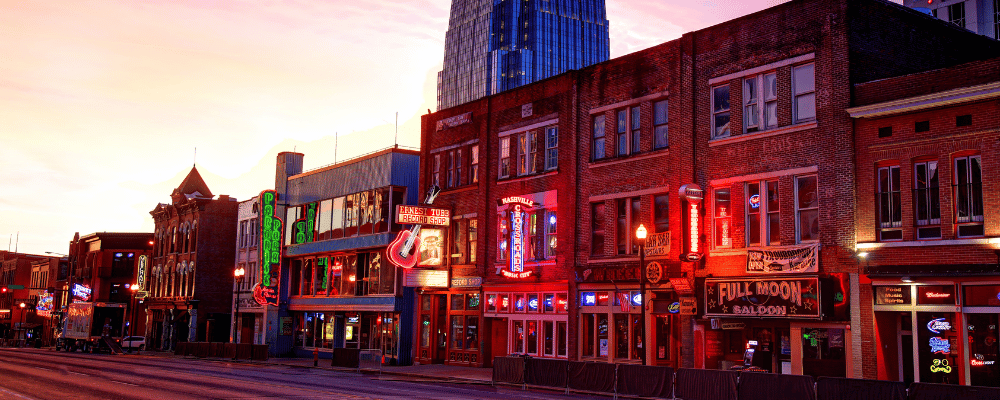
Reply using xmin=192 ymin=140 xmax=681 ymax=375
xmin=18 ymin=302 xmax=26 ymax=347
xmin=635 ymin=224 xmax=648 ymax=366
xmin=232 ymin=267 xmax=245 ymax=346
xmin=129 ymin=284 xmax=139 ymax=353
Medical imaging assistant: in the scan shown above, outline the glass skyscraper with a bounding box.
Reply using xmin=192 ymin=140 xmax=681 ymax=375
xmin=437 ymin=0 xmax=610 ymax=110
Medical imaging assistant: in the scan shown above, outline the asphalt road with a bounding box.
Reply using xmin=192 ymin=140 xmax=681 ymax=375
xmin=0 ymin=348 xmax=610 ymax=400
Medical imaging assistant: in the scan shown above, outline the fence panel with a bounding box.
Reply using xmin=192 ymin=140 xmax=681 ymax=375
xmin=908 ymin=382 xmax=1000 ymax=400
xmin=567 ymin=361 xmax=616 ymax=393
xmin=332 ymin=348 xmax=360 ymax=368
xmin=675 ymin=368 xmax=738 ymax=400
xmin=251 ymin=344 xmax=269 ymax=361
xmin=174 ymin=342 xmax=186 ymax=356
xmin=359 ymin=349 xmax=382 ymax=372
xmin=737 ymin=371 xmax=815 ymax=400
xmin=816 ymin=377 xmax=906 ymax=400
xmin=525 ymin=358 xmax=568 ymax=388
xmin=617 ymin=364 xmax=674 ymax=398
xmin=492 ymin=356 xmax=525 ymax=384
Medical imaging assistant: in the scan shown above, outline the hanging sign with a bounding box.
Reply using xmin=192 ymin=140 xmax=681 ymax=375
xmin=669 ymin=277 xmax=695 ymax=295
xmin=746 ymin=243 xmax=820 ymax=274
xmin=403 ymin=269 xmax=448 ymax=288
xmin=71 ymin=283 xmax=91 ymax=302
xmin=256 ymin=189 xmax=282 ymax=306
xmin=680 ymin=297 xmax=698 ymax=315
xmin=396 ymin=205 xmax=450 ymax=226
xmin=679 ymin=184 xmax=703 ymax=262
xmin=388 ymin=186 xmax=442 ymax=269
xmin=704 ymin=277 xmax=821 ymax=318
xmin=137 ymin=255 xmax=148 ymax=291
xmin=497 ymin=196 xmax=534 ymax=279
xmin=646 ymin=262 xmax=663 ymax=284
xmin=644 ymin=232 xmax=671 ymax=256
xmin=35 ymin=291 xmax=53 ymax=317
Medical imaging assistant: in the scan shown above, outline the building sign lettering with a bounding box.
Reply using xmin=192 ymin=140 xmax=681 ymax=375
xmin=435 ymin=112 xmax=472 ymax=131
xmin=644 ymin=232 xmax=670 ymax=256
xmin=679 ymin=184 xmax=703 ymax=262
xmin=256 ymin=189 xmax=282 ymax=306
xmin=746 ymin=243 xmax=819 ymax=274
xmin=396 ymin=205 xmax=451 ymax=226
xmin=874 ymin=285 xmax=911 ymax=305
xmin=705 ymin=277 xmax=820 ymax=318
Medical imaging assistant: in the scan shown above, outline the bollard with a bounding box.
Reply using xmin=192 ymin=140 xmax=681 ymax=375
xmin=313 ymin=347 xmax=319 ymax=367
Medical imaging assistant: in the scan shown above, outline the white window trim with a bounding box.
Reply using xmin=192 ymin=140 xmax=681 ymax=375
xmin=792 ymin=63 xmax=816 ymax=124
xmin=711 ymin=84 xmax=731 ymax=140
xmin=794 ymin=175 xmax=819 ymax=243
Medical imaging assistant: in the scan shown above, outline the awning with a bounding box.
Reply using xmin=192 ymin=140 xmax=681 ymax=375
xmin=865 ymin=263 xmax=1000 ymax=277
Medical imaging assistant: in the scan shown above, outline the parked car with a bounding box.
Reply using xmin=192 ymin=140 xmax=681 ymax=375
xmin=120 ymin=336 xmax=145 ymax=350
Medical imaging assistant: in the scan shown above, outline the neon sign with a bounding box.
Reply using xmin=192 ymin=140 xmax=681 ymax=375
xmin=72 ymin=283 xmax=91 ymax=302
xmin=528 ymin=298 xmax=538 ymax=310
xmin=498 ymin=196 xmax=535 ymax=207
xmin=511 ymin=205 xmax=524 ymax=273
xmin=680 ymin=184 xmax=703 ymax=262
xmin=749 ymin=194 xmax=761 ymax=209
xmin=927 ymin=318 xmax=951 ymax=334
xmin=256 ymin=190 xmax=282 ymax=306
xmin=929 ymin=337 xmax=950 ymax=354
xmin=924 ymin=292 xmax=951 ymax=298
xmin=929 ymin=359 xmax=952 ymax=373
xmin=137 ymin=255 xmax=148 ymax=291
xmin=632 ymin=293 xmax=643 ymax=307
xmin=582 ymin=292 xmax=596 ymax=306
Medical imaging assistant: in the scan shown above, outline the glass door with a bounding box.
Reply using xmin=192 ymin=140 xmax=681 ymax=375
xmin=966 ymin=313 xmax=999 ymax=387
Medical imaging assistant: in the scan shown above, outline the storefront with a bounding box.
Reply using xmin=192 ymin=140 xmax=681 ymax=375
xmin=415 ymin=287 xmax=483 ymax=366
xmin=483 ymin=284 xmax=569 ymax=362
xmin=286 ymin=251 xmax=413 ymax=365
xmin=697 ymin=274 xmax=851 ymax=377
xmin=871 ymin=280 xmax=1000 ymax=387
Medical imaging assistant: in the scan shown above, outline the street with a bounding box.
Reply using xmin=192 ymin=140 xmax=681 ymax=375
xmin=0 ymin=348 xmax=609 ymax=400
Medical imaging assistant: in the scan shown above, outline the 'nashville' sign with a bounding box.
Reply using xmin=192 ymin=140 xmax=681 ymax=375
xmin=704 ymin=277 xmax=820 ymax=318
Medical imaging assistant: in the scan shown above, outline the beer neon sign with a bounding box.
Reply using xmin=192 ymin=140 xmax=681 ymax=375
xmin=680 ymin=184 xmax=704 ymax=261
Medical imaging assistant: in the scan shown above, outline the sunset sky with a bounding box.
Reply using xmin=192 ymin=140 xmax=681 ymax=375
xmin=1 ymin=0 xmax=900 ymax=255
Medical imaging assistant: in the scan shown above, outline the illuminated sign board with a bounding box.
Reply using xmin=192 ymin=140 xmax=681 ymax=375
xmin=917 ymin=285 xmax=956 ymax=305
xmin=498 ymin=196 xmax=533 ymax=279
xmin=679 ymin=184 xmax=703 ymax=262
xmin=137 ymin=255 xmax=148 ymax=291
xmin=72 ymin=283 xmax=91 ymax=302
xmin=581 ymin=292 xmax=597 ymax=306
xmin=395 ymin=205 xmax=450 ymax=226
xmin=255 ymin=190 xmax=282 ymax=306
xmin=874 ymin=285 xmax=911 ymax=305
xmin=402 ymin=269 xmax=448 ymax=288
xmin=704 ymin=277 xmax=820 ymax=318
xmin=36 ymin=291 xmax=53 ymax=317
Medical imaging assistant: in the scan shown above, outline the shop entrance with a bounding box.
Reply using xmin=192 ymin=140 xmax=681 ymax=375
xmin=491 ymin=318 xmax=508 ymax=360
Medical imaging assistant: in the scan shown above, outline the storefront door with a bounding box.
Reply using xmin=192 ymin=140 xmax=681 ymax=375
xmin=434 ymin=294 xmax=447 ymax=363
xmin=491 ymin=318 xmax=508 ymax=360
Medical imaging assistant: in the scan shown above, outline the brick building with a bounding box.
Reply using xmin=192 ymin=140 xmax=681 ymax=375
xmin=0 ymin=252 xmax=49 ymax=345
xmin=848 ymin=57 xmax=1000 ymax=386
xmin=147 ymin=166 xmax=238 ymax=349
xmin=231 ymin=196 xmax=265 ymax=345
xmin=421 ymin=0 xmax=1000 ymax=378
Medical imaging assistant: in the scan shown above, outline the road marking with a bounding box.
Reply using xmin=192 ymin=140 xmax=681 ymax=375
xmin=67 ymin=371 xmax=88 ymax=376
xmin=111 ymin=380 xmax=138 ymax=387
xmin=0 ymin=386 xmax=37 ymax=400
xmin=33 ymin=366 xmax=54 ymax=371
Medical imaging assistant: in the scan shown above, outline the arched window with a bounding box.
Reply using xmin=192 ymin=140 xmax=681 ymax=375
xmin=187 ymin=262 xmax=195 ymax=296
xmin=190 ymin=221 xmax=198 ymax=252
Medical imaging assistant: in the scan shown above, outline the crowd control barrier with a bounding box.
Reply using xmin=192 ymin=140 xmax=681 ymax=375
xmin=175 ymin=342 xmax=268 ymax=361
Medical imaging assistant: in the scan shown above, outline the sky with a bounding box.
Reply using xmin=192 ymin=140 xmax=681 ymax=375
xmin=1 ymin=0 xmax=902 ymax=256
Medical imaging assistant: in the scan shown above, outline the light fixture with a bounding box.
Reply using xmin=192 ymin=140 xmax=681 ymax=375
xmin=635 ymin=224 xmax=647 ymax=240
xmin=857 ymin=252 xmax=869 ymax=259
xmin=901 ymin=276 xmax=914 ymax=283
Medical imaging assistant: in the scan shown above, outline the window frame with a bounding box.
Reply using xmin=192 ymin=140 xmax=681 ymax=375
xmin=794 ymin=175 xmax=820 ymax=243
xmin=615 ymin=197 xmax=642 ymax=255
xmin=745 ymin=180 xmax=779 ymax=247
xmin=591 ymin=203 xmax=606 ymax=256
xmin=876 ymin=165 xmax=903 ymax=241
xmin=953 ymin=154 xmax=984 ymax=238
xmin=743 ymin=72 xmax=778 ymax=134
xmin=499 ymin=137 xmax=511 ymax=179
xmin=713 ymin=188 xmax=732 ymax=248
xmin=792 ymin=63 xmax=816 ymax=124
xmin=592 ymin=114 xmax=606 ymax=160
xmin=711 ymin=84 xmax=731 ymax=139
xmin=470 ymin=145 xmax=479 ymax=184
xmin=544 ymin=126 xmax=558 ymax=170
xmin=914 ymin=160 xmax=941 ymax=240
xmin=653 ymin=100 xmax=668 ymax=149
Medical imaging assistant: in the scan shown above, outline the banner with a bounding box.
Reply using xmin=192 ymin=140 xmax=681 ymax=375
xmin=746 ymin=243 xmax=820 ymax=274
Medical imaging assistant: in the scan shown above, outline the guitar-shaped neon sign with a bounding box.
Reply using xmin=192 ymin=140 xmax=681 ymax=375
xmin=387 ymin=185 xmax=441 ymax=269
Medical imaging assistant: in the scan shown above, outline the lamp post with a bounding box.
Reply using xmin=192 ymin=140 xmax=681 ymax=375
xmin=635 ymin=224 xmax=648 ymax=366
xmin=18 ymin=302 xmax=26 ymax=347
xmin=129 ymin=284 xmax=139 ymax=352
xmin=232 ymin=267 xmax=245 ymax=345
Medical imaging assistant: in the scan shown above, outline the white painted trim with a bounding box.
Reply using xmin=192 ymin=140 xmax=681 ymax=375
xmin=855 ymin=237 xmax=1000 ymax=250
xmin=496 ymin=169 xmax=559 ymax=186
xmin=709 ymin=249 xmax=747 ymax=257
xmin=708 ymin=53 xmax=815 ymax=85
xmin=585 ymin=255 xmax=676 ymax=264
xmin=847 ymin=81 xmax=1000 ymax=118
xmin=588 ymin=185 xmax=671 ymax=202
xmin=708 ymin=122 xmax=817 ymax=147
xmin=429 ymin=139 xmax=479 ymax=155
xmin=498 ymin=118 xmax=559 ymax=138
xmin=709 ymin=166 xmax=818 ymax=187
xmin=588 ymin=91 xmax=670 ymax=115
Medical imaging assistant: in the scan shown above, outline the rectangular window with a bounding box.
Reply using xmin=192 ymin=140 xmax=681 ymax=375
xmin=714 ymin=188 xmax=732 ymax=248
xmin=528 ymin=131 xmax=537 ymax=175
xmin=995 ymin=0 xmax=1000 ymax=39
xmin=433 ymin=154 xmax=441 ymax=187
xmin=358 ymin=190 xmax=372 ymax=235
xmin=318 ymin=200 xmax=332 ymax=241
xmin=499 ymin=137 xmax=511 ymax=178
xmin=451 ymin=316 xmax=465 ymax=350
xmin=744 ymin=73 xmax=778 ymax=134
xmin=451 ymin=220 xmax=465 ymax=264
xmin=591 ymin=203 xmax=606 ymax=256
xmin=545 ymin=210 xmax=557 ymax=259
xmin=331 ymin=197 xmax=345 ymax=239
xmin=954 ymin=155 xmax=984 ymax=237
xmin=712 ymin=85 xmax=731 ymax=139
xmin=653 ymin=100 xmax=668 ymax=149
xmin=517 ymin=134 xmax=528 ymax=176
xmin=615 ymin=314 xmax=629 ymax=359
xmin=592 ymin=115 xmax=606 ymax=160
xmin=877 ymin=166 xmax=902 ymax=241
xmin=617 ymin=109 xmax=628 ymax=156
xmin=796 ymin=175 xmax=819 ymax=242
xmin=766 ymin=181 xmax=780 ymax=245
xmin=374 ymin=188 xmax=389 ymax=233
xmin=616 ymin=198 xmax=642 ymax=255
xmin=947 ymin=2 xmax=965 ymax=27
xmin=447 ymin=151 xmax=455 ymax=188
xmin=747 ymin=182 xmax=761 ymax=246
xmin=545 ymin=127 xmax=558 ymax=170
xmin=345 ymin=193 xmax=358 ymax=237
xmin=631 ymin=106 xmax=641 ymax=153
xmin=471 ymin=145 xmax=479 ymax=183
xmin=793 ymin=64 xmax=816 ymax=123
xmin=455 ymin=149 xmax=463 ymax=187
xmin=914 ymin=161 xmax=941 ymax=239
xmin=469 ymin=219 xmax=477 ymax=263
xmin=654 ymin=194 xmax=670 ymax=233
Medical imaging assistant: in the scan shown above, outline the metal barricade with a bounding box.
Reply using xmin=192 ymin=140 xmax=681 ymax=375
xmin=358 ymin=349 xmax=383 ymax=375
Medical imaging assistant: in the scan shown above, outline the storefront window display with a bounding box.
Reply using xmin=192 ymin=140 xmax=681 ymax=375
xmin=484 ymin=290 xmax=569 ymax=359
xmin=917 ymin=312 xmax=960 ymax=384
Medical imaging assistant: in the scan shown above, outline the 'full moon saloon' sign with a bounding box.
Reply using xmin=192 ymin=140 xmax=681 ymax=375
xmin=705 ymin=277 xmax=820 ymax=318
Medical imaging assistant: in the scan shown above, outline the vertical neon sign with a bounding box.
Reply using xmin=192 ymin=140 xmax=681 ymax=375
xmin=255 ymin=190 xmax=282 ymax=306
xmin=680 ymin=184 xmax=704 ymax=262
xmin=510 ymin=205 xmax=524 ymax=273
